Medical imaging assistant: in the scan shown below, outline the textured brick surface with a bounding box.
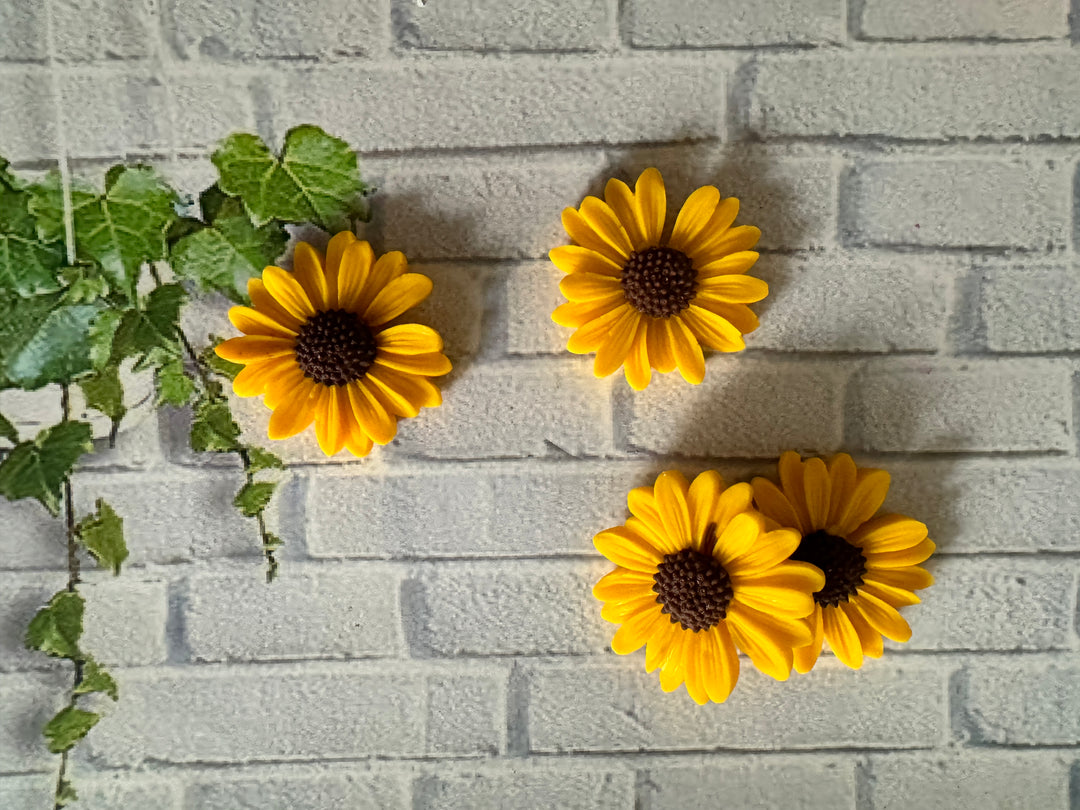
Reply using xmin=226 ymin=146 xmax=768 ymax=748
xmin=416 ymin=765 xmax=635 ymax=810
xmin=60 ymin=72 xmax=169 ymax=158
xmin=980 ymin=264 xmax=1080 ymax=352
xmin=0 ymin=71 xmax=57 ymax=162
xmin=0 ymin=672 xmax=68 ymax=772
xmin=627 ymin=0 xmax=844 ymax=46
xmin=0 ymin=1 xmax=46 ymax=61
xmin=847 ymin=360 xmax=1072 ymax=453
xmin=52 ymin=0 xmax=152 ymax=61
xmin=185 ymin=769 xmax=410 ymax=810
xmin=858 ymin=0 xmax=1069 ymax=41
xmin=0 ymin=774 xmax=182 ymax=810
xmin=962 ymin=660 xmax=1080 ymax=745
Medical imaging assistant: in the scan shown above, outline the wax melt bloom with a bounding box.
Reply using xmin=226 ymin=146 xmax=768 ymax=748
xmin=752 ymin=452 xmax=935 ymax=672
xmin=215 ymin=232 xmax=451 ymax=457
xmin=551 ymin=168 xmax=766 ymax=389
xmin=592 ymin=470 xmax=824 ymax=704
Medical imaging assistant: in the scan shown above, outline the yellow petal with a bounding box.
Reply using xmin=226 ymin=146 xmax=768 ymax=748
xmin=778 ymin=451 xmax=812 ymax=536
xmin=611 ymin=604 xmax=663 ymax=655
xmin=646 ymin=317 xmax=677 ymax=374
xmin=669 ymin=315 xmax=705 ymax=384
xmin=691 ymin=196 xmax=741 ymax=258
xmin=566 ymin=302 xmax=634 ymax=354
xmin=833 ymin=468 xmax=891 ymax=537
xmin=593 ymin=308 xmax=641 ymax=379
xmin=562 ymin=207 xmax=626 ymax=265
xmin=232 ymin=356 xmax=297 ymax=398
xmin=654 ymin=470 xmax=693 ymax=549
xmin=726 ymin=528 xmax=801 ymax=577
xmin=694 ymin=225 xmax=761 ymax=263
xmin=324 ymin=230 xmax=357 ymax=304
xmin=364 ymin=273 xmax=433 ymax=326
xmin=602 ymin=593 xmax=660 ymax=623
xmin=262 ymin=266 xmax=316 ymax=320
xmin=658 ymin=631 xmax=687 ymax=692
xmin=560 ymin=272 xmax=623 ymax=302
xmin=645 ymin=616 xmax=679 ymax=673
xmin=374 ymin=351 xmax=452 ymax=377
xmin=728 ymin=600 xmax=814 ymax=649
xmin=712 ymin=482 xmax=754 ymax=533
xmin=802 ymin=457 xmax=831 ymax=533
xmin=681 ymin=305 xmax=746 ymax=353
xmin=343 ymin=422 xmax=374 ymax=458
xmin=695 ymin=299 xmax=760 ymax=335
xmin=715 ymin=511 xmax=765 ymax=566
xmin=337 ymin=240 xmax=375 ymax=311
xmin=229 ymin=306 xmax=297 ymax=338
xmin=865 ymin=565 xmax=934 ymax=592
xmin=592 ymin=568 xmax=657 ymax=603
xmin=849 ymin=514 xmax=929 ymax=553
xmin=266 ymin=377 xmax=317 ymax=440
xmin=594 ymin=526 xmax=662 ymax=572
xmin=366 ymin=366 xmax=441 ymax=416
xmin=696 ymin=275 xmax=768 ymax=306
xmin=376 ymin=324 xmax=444 ymax=355
xmin=248 ymin=278 xmax=302 ymax=330
xmin=320 ymin=385 xmax=351 ymax=456
xmin=853 ymin=590 xmax=911 ymax=643
xmin=726 ymin=607 xmax=794 ymax=681
xmin=627 ymin=486 xmax=681 ymax=556
xmin=579 ymin=196 xmax=634 ymax=260
xmin=549 ymin=244 xmax=623 ymax=277
xmin=309 ymin=386 xmax=334 ymax=455
xmin=635 ymin=168 xmax=667 ymax=248
xmin=669 ymin=185 xmax=720 ymax=254
xmin=825 ymin=454 xmax=857 ymax=533
xmin=264 ymin=366 xmax=307 ymax=410
xmin=348 ymin=381 xmax=398 ymax=445
xmin=687 ymin=470 xmax=724 ymax=546
xmin=551 ymin=295 xmax=625 ymax=329
xmin=622 ymin=317 xmax=652 ymax=390
xmin=604 ymin=177 xmax=648 ymax=251
xmin=793 ymin=606 xmax=824 ymax=674
xmin=858 ymin=580 xmax=921 ymax=608
xmin=683 ymin=633 xmax=710 ymax=705
xmin=822 ymin=604 xmax=863 ymax=669
xmin=731 ymin=563 xmax=822 ymax=618
xmin=751 ymin=477 xmax=806 ymax=534
xmin=864 ymin=537 xmax=936 ymax=569
xmin=843 ymin=601 xmax=883 ymax=659
xmin=695 ymin=250 xmax=759 ymax=278
xmin=703 ymin=623 xmax=740 ymax=703
xmin=356 ymin=251 xmax=408 ymax=315
xmin=292 ymin=241 xmax=331 ymax=311
xmin=216 ymin=335 xmax=295 ymax=363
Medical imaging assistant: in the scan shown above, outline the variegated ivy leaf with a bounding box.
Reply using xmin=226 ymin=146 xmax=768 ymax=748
xmin=189 ymin=397 xmax=241 ymax=453
xmin=109 ymin=283 xmax=187 ymax=370
xmin=0 ymin=421 xmax=93 ymax=515
xmin=233 ymin=480 xmax=276 ymax=517
xmin=212 ymin=125 xmax=367 ymax=232
xmin=3 ymin=302 xmax=101 ymax=390
xmin=79 ymin=363 xmax=126 ymax=436
xmin=76 ymin=498 xmax=127 ymax=575
xmin=44 ymin=706 xmax=100 ymax=754
xmin=156 ymin=357 xmax=197 ymax=407
xmin=74 ymin=659 xmax=119 ymax=700
xmin=25 ymin=590 xmax=84 ymax=659
xmin=29 ymin=166 xmax=178 ymax=300
xmin=0 ymin=411 xmax=16 ymax=444
xmin=0 ymin=157 xmax=64 ymax=296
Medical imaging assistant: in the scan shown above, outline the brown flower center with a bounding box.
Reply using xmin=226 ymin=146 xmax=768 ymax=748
xmin=652 ymin=524 xmax=732 ymax=632
xmin=620 ymin=246 xmax=697 ymax=318
xmin=790 ymin=531 xmax=867 ymax=608
xmin=294 ymin=309 xmax=377 ymax=386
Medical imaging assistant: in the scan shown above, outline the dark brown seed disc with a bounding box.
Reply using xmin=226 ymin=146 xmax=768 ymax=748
xmin=293 ymin=309 xmax=377 ymax=386
xmin=621 ymin=246 xmax=697 ymax=318
xmin=652 ymin=544 xmax=733 ymax=633
xmin=789 ymin=530 xmax=867 ymax=608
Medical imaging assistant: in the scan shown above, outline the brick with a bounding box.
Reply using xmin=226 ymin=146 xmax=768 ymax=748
xmin=625 ymin=359 xmax=846 ymax=457
xmin=0 ymin=774 xmax=182 ymax=810
xmin=641 ymin=759 xmax=855 ymax=810
xmin=0 ymin=575 xmax=167 ymax=670
xmin=185 ymin=566 xmax=404 ymax=662
xmin=866 ymin=751 xmax=1072 ymax=810
xmin=365 ymin=152 xmax=604 ymax=260
xmin=426 ymin=672 xmax=505 ymax=754
xmin=887 ymin=460 xmax=1080 ymax=553
xmin=981 ymin=265 xmax=1080 ymax=352
xmin=414 ymin=561 xmax=612 ymax=656
xmin=52 ymin=0 xmax=152 ymax=61
xmin=0 ymin=672 xmax=67 ymax=772
xmin=163 ymin=0 xmax=386 ymax=60
xmin=0 ymin=70 xmax=57 ymax=162
xmin=170 ymin=72 xmax=258 ymax=151
xmin=846 ymin=360 xmax=1072 ymax=453
xmin=963 ymin=660 xmax=1080 ymax=744
xmin=272 ymin=57 xmax=724 ymax=152
xmin=0 ymin=1 xmax=45 ymax=60
xmin=416 ymin=765 xmax=634 ymax=810
xmin=60 ymin=72 xmax=169 ymax=158
xmin=0 ymin=496 xmax=67 ymax=571
xmin=899 ymin=558 xmax=1074 ymax=651
xmin=394 ymin=0 xmax=614 ymax=51
xmin=628 ymin=0 xmax=844 ymax=46
xmin=751 ymin=253 xmax=950 ymax=352
xmin=88 ymin=663 xmax=505 ymax=764
xmin=186 ymin=769 xmax=410 ymax=810
xmin=507 ymin=262 xmax=566 ymax=354
xmin=410 ymin=264 xmax=488 ymax=358
xmin=843 ymin=159 xmax=1069 ymax=249
xmin=390 ymin=360 xmax=613 ymax=459
xmin=751 ymin=52 xmax=1080 ymax=141
xmin=859 ymin=0 xmax=1068 ymax=41
xmin=527 ymin=660 xmax=946 ymax=751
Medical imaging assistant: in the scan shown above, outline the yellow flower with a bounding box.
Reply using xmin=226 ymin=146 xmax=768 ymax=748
xmin=215 ymin=232 xmax=451 ymax=457
xmin=751 ymin=452 xmax=936 ymax=672
xmin=592 ymin=470 xmax=825 ymax=704
xmin=551 ymin=168 xmax=766 ymax=390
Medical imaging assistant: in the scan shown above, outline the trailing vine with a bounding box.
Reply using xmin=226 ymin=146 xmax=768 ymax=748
xmin=0 ymin=125 xmax=369 ymax=802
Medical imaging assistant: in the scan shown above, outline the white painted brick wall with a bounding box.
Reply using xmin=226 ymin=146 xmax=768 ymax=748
xmin=2 ymin=0 xmax=1079 ymax=807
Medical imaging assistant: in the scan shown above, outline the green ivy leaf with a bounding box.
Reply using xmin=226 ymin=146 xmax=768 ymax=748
xmin=156 ymin=357 xmax=196 ymax=407
xmin=56 ymin=779 xmax=77 ymax=807
xmin=0 ymin=411 xmax=16 ymax=444
xmin=88 ymin=309 xmax=123 ymax=371
xmin=60 ymin=265 xmax=110 ymax=304
xmin=212 ymin=126 xmax=366 ymax=231
xmin=0 ymin=160 xmax=64 ymax=296
xmin=0 ymin=290 xmax=61 ymax=381
xmin=79 ymin=364 xmax=126 ymax=436
xmin=44 ymin=705 xmax=100 ymax=754
xmin=74 ymin=659 xmax=119 ymax=700
xmin=0 ymin=421 xmax=93 ymax=514
xmin=25 ymin=590 xmax=83 ymax=659
xmin=189 ymin=398 xmax=241 ymax=453
xmin=233 ymin=480 xmax=276 ymax=517
xmin=29 ymin=167 xmax=178 ymax=299
xmin=171 ymin=190 xmax=288 ymax=302
xmin=76 ymin=498 xmax=127 ymax=575
xmin=246 ymin=447 xmax=284 ymax=474
xmin=200 ymin=339 xmax=243 ymax=381
xmin=110 ymin=283 xmax=187 ymax=369
xmin=4 ymin=303 xmax=100 ymax=390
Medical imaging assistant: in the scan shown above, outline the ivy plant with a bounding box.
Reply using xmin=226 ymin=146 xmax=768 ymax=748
xmin=0 ymin=125 xmax=369 ymax=806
